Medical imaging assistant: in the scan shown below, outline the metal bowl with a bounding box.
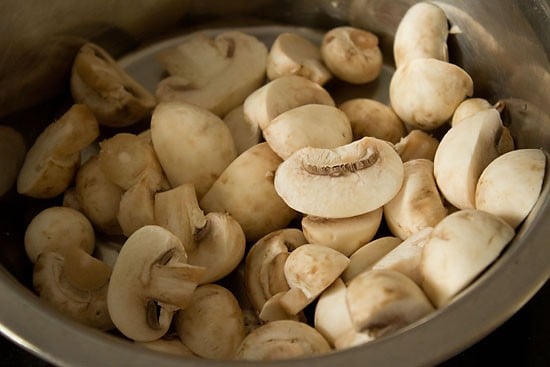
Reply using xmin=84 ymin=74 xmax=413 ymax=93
xmin=0 ymin=0 xmax=548 ymax=366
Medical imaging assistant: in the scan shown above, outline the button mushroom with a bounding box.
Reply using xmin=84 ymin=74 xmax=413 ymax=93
xmin=223 ymin=105 xmax=262 ymax=155
xmin=71 ymin=43 xmax=156 ymax=128
xmin=17 ymin=104 xmax=99 ymax=198
xmin=393 ymin=129 xmax=439 ymax=162
xmin=107 ymin=225 xmax=205 ymax=341
xmin=156 ymin=31 xmax=267 ymax=117
xmin=0 ymin=126 xmax=26 ymax=197
xmin=274 ymin=136 xmax=404 ymax=218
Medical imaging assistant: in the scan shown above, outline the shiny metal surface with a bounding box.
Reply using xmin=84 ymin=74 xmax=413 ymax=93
xmin=0 ymin=1 xmax=548 ymax=366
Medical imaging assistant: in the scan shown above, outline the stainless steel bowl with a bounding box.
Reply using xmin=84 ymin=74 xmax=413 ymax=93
xmin=0 ymin=1 xmax=548 ymax=366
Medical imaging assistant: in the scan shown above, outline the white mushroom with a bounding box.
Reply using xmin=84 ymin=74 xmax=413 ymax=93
xmin=175 ymin=284 xmax=245 ymax=360
xmin=267 ymin=32 xmax=332 ymax=85
xmin=156 ymin=31 xmax=267 ymax=117
xmin=243 ymin=75 xmax=335 ymax=130
xmin=475 ymin=149 xmax=546 ymax=229
xmin=236 ymin=320 xmax=331 ymax=360
xmin=0 ymin=126 xmax=26 ymax=197
xmin=24 ymin=206 xmax=95 ymax=264
xmin=384 ymin=159 xmax=447 ymax=239
xmin=339 ymin=98 xmax=406 ymax=144
xmin=274 ymin=137 xmax=404 ymax=218
xmin=107 ymin=225 xmax=205 ymax=341
xmin=420 ymin=209 xmax=515 ymax=307
xmin=17 ymin=104 xmax=99 ymax=198
xmin=393 ymin=129 xmax=439 ymax=162
xmin=263 ymin=104 xmax=353 ymax=160
xmin=71 ymin=43 xmax=156 ymax=128
xmin=223 ymin=105 xmax=262 ymax=155
xmin=151 ymin=102 xmax=237 ymax=198
xmin=200 ymin=142 xmax=296 ymax=242
xmin=321 ymin=26 xmax=383 ymax=84
xmin=389 ymin=58 xmax=473 ymax=130
xmin=393 ymin=2 xmax=449 ymax=68
xmin=301 ymin=208 xmax=383 ymax=256
xmin=434 ymin=109 xmax=503 ymax=209
xmin=117 ymin=177 xmax=156 ymax=237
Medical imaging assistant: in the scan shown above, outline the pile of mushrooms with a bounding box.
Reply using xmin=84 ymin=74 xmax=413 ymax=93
xmin=7 ymin=1 xmax=546 ymax=362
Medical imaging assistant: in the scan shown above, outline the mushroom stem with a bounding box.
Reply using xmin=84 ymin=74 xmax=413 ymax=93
xmin=62 ymin=247 xmax=111 ymax=292
xmin=146 ymin=263 xmax=205 ymax=308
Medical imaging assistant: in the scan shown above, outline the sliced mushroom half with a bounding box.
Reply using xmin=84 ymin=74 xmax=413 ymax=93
xmin=274 ymin=136 xmax=404 ymax=218
xmin=394 ymin=129 xmax=439 ymax=162
xmin=223 ymin=104 xmax=262 ymax=155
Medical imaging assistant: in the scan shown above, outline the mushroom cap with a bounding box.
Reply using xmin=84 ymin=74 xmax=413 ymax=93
xmin=263 ymin=104 xmax=353 ymax=160
xmin=223 ymin=104 xmax=262 ymax=155
xmin=314 ymin=278 xmax=354 ymax=347
xmin=475 ymin=149 xmax=546 ymax=229
xmin=274 ymin=136 xmax=404 ymax=218
xmin=451 ymin=98 xmax=494 ymax=127
xmin=0 ymin=126 xmax=26 ymax=197
xmin=117 ymin=177 xmax=156 ymax=237
xmin=25 ymin=206 xmax=95 ymax=264
xmin=394 ymin=129 xmax=439 ymax=162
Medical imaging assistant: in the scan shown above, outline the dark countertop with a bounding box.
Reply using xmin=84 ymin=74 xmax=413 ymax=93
xmin=1 ymin=281 xmax=548 ymax=366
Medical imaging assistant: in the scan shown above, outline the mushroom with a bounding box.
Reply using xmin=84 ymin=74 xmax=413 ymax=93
xmin=342 ymin=237 xmax=402 ymax=284
xmin=278 ymin=244 xmax=350 ymax=315
xmin=346 ymin=269 xmax=434 ymax=342
xmin=274 ymin=136 xmax=404 ymax=218
xmin=475 ymin=149 xmax=546 ymax=229
xmin=389 ymin=58 xmax=473 ymax=130
xmin=175 ymin=284 xmax=245 ymax=360
xmin=156 ymin=31 xmax=267 ymax=117
xmin=263 ymin=104 xmax=353 ymax=160
xmin=339 ymin=98 xmax=406 ymax=144
xmin=258 ymin=292 xmax=305 ymax=323
xmin=393 ymin=2 xmax=449 ymax=69
xmin=267 ymin=32 xmax=332 ymax=85
xmin=154 ymin=183 xmax=245 ymax=284
xmin=320 ymin=26 xmax=383 ymax=84
xmin=137 ymin=337 xmax=195 ymax=358
xmin=223 ymin=105 xmax=262 ymax=155
xmin=301 ymin=207 xmax=383 ymax=256
xmin=107 ymin=225 xmax=205 ymax=341
xmin=434 ymin=108 xmax=503 ymax=209
xmin=62 ymin=187 xmax=81 ymax=211
xmin=393 ymin=129 xmax=439 ymax=162
xmin=24 ymin=206 xmax=95 ymax=264
xmin=151 ymin=102 xmax=237 ymax=198
xmin=0 ymin=126 xmax=26 ymax=197
xmin=420 ymin=209 xmax=515 ymax=307
xmin=384 ymin=159 xmax=447 ymax=239
xmin=200 ymin=142 xmax=296 ymax=242
xmin=235 ymin=320 xmax=331 ymax=360
xmin=243 ymin=75 xmax=335 ymax=131
xmin=71 ymin=43 xmax=156 ymax=128
xmin=75 ymin=156 xmax=124 ymax=235
xmin=17 ymin=104 xmax=99 ymax=198
xmin=33 ymin=247 xmax=113 ymax=330
xmin=117 ymin=177 xmax=156 ymax=237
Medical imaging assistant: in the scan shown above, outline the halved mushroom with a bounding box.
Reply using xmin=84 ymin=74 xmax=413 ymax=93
xmin=321 ymin=26 xmax=383 ymax=84
xmin=243 ymin=75 xmax=335 ymax=130
xmin=393 ymin=2 xmax=449 ymax=69
xmin=389 ymin=58 xmax=473 ymax=130
xmin=223 ymin=105 xmax=262 ymax=155
xmin=347 ymin=269 xmax=434 ymax=342
xmin=274 ymin=137 xmax=404 ymax=218
xmin=235 ymin=320 xmax=331 ymax=360
xmin=301 ymin=208 xmax=383 ymax=256
xmin=339 ymin=98 xmax=406 ymax=144
xmin=17 ymin=104 xmax=99 ymax=198
xmin=393 ymin=129 xmax=439 ymax=162
xmin=0 ymin=126 xmax=26 ymax=197
xmin=33 ymin=247 xmax=113 ymax=330
xmin=137 ymin=337 xmax=195 ymax=358
xmin=200 ymin=143 xmax=296 ymax=242
xmin=434 ymin=109 xmax=503 ymax=209
xmin=475 ymin=149 xmax=546 ymax=229
xmin=258 ymin=292 xmax=304 ymax=323
xmin=154 ymin=183 xmax=245 ymax=284
xmin=420 ymin=209 xmax=515 ymax=307
xmin=384 ymin=159 xmax=447 ymax=239
xmin=342 ymin=237 xmax=402 ymax=284
xmin=117 ymin=177 xmax=156 ymax=237
xmin=71 ymin=43 xmax=156 ymax=128
xmin=25 ymin=206 xmax=95 ymax=264
xmin=175 ymin=284 xmax=245 ymax=360
xmin=267 ymin=32 xmax=332 ymax=85
xmin=75 ymin=156 xmax=124 ymax=235
xmin=263 ymin=104 xmax=353 ymax=160
xmin=107 ymin=225 xmax=205 ymax=341
xmin=151 ymin=102 xmax=237 ymax=198
xmin=156 ymin=31 xmax=267 ymax=117
xmin=278 ymin=244 xmax=350 ymax=315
